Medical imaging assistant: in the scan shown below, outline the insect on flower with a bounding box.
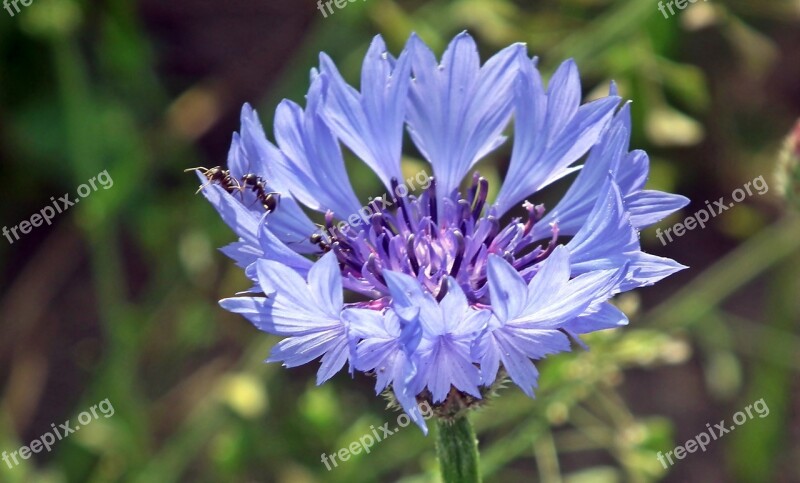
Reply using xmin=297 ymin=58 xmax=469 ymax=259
xmin=186 ymin=166 xmax=240 ymax=194
xmin=194 ymin=32 xmax=690 ymax=433
xmin=238 ymin=173 xmax=281 ymax=213
xmin=186 ymin=166 xmax=280 ymax=213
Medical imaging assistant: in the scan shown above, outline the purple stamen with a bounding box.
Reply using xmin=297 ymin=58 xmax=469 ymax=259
xmin=450 ymin=230 xmax=465 ymax=277
xmin=472 ymin=177 xmax=489 ymax=219
xmin=428 ymin=177 xmax=438 ymax=225
xmin=522 ymin=201 xmax=545 ymax=236
xmin=391 ymin=178 xmax=413 ymax=232
xmin=319 ymin=172 xmax=560 ymax=304
xmin=406 ymin=234 xmax=420 ymax=274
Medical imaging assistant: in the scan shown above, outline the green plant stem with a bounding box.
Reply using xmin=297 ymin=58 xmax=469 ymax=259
xmin=436 ymin=415 xmax=481 ymax=483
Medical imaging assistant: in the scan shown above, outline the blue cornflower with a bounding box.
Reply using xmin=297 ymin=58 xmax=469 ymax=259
xmin=198 ymin=32 xmax=689 ymax=433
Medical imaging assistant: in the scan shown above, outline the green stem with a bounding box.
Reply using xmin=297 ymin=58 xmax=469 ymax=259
xmin=436 ymin=415 xmax=481 ymax=483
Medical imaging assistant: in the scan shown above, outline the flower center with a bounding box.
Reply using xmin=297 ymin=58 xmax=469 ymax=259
xmin=312 ymin=173 xmax=559 ymax=304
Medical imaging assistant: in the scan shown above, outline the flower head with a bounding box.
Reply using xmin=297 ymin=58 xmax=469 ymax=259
xmin=197 ymin=32 xmax=689 ymax=433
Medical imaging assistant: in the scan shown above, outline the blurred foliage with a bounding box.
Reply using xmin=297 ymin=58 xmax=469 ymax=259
xmin=1 ymin=0 xmax=799 ymax=482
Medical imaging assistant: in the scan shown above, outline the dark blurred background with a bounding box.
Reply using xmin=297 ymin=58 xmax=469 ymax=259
xmin=1 ymin=0 xmax=799 ymax=482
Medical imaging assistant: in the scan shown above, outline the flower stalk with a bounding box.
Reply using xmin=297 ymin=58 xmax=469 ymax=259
xmin=435 ymin=415 xmax=481 ymax=483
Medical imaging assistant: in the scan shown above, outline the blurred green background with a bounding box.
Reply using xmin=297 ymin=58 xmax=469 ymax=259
xmin=1 ymin=0 xmax=799 ymax=481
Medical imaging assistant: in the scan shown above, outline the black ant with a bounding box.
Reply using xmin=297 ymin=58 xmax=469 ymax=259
xmin=186 ymin=166 xmax=280 ymax=213
xmin=310 ymin=232 xmax=331 ymax=252
xmin=186 ymin=166 xmax=241 ymax=194
xmin=239 ymin=173 xmax=280 ymax=213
